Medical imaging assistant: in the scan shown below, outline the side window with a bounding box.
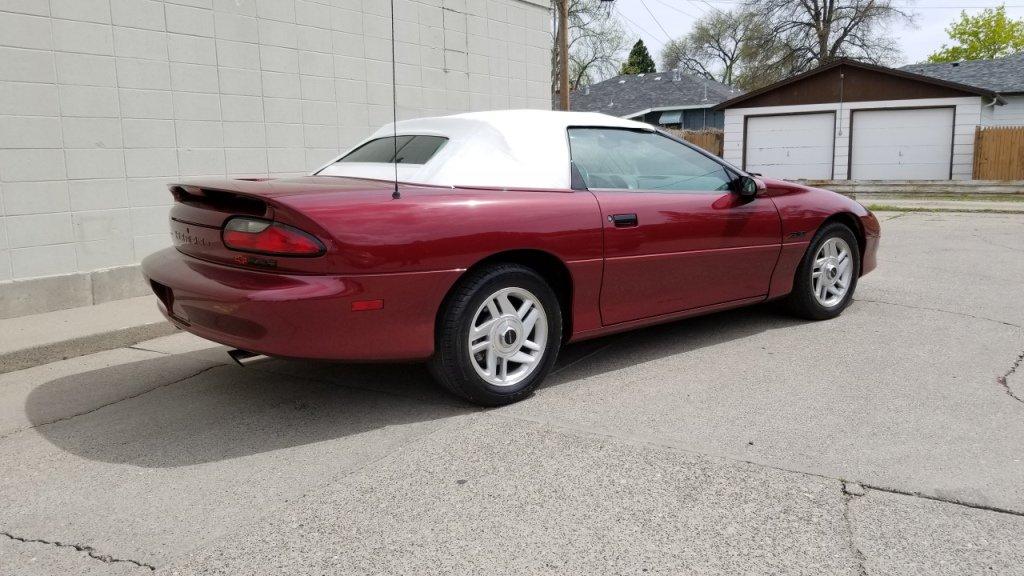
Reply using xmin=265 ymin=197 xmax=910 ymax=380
xmin=337 ymin=135 xmax=447 ymax=165
xmin=568 ymin=128 xmax=733 ymax=192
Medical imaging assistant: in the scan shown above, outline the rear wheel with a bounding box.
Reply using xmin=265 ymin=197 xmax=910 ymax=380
xmin=787 ymin=222 xmax=860 ymax=320
xmin=429 ymin=264 xmax=562 ymax=406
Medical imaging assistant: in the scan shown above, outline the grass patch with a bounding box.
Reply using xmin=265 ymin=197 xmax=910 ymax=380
xmin=856 ymin=193 xmax=1024 ymax=202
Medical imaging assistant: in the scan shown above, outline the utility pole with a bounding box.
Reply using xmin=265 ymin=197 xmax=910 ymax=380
xmin=558 ymin=0 xmax=570 ymax=111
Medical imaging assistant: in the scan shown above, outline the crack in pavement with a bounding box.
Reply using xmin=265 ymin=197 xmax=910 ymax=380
xmin=1 ymin=530 xmax=155 ymax=571
xmin=840 ymin=483 xmax=868 ymax=576
xmin=996 ymin=349 xmax=1024 ymax=406
xmin=0 ymin=364 xmax=228 ymax=442
xmin=976 ymin=233 xmax=1024 ymax=254
xmin=853 ymin=297 xmax=1023 ymax=329
xmin=126 ymin=345 xmax=171 ymax=355
xmin=858 ymin=482 xmax=1024 ymax=518
xmin=497 ymin=412 xmax=1024 ymax=518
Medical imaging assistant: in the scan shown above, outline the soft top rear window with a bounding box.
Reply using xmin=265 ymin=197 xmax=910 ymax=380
xmin=338 ymin=135 xmax=448 ymax=165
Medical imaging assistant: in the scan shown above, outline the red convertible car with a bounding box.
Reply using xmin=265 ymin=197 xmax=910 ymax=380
xmin=142 ymin=110 xmax=879 ymax=406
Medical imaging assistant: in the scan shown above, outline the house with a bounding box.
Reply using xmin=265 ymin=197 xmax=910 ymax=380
xmin=0 ymin=0 xmax=554 ymax=318
xmin=714 ymin=57 xmax=1014 ymax=181
xmin=568 ymin=70 xmax=742 ymax=130
xmin=902 ymin=52 xmax=1024 ymax=125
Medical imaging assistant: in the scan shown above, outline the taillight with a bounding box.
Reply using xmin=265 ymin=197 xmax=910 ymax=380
xmin=222 ymin=217 xmax=325 ymax=256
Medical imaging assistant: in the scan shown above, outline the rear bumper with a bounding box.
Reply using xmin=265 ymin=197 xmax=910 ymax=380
xmin=141 ymin=248 xmax=462 ymax=361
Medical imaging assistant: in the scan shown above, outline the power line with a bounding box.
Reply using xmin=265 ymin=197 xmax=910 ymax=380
xmin=616 ymin=6 xmax=662 ymax=42
xmin=681 ymin=0 xmax=710 ymax=15
xmin=693 ymin=0 xmax=728 ymax=15
xmin=638 ymin=0 xmax=675 ymax=41
xmin=653 ymin=0 xmax=699 ymax=19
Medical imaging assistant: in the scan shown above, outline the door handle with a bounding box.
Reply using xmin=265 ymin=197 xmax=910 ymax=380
xmin=609 ymin=213 xmax=638 ymax=227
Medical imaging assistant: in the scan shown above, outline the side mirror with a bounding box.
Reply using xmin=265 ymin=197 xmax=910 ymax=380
xmin=733 ymin=175 xmax=759 ymax=198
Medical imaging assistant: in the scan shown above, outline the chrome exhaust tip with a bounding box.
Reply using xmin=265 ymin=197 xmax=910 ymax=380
xmin=228 ymin=349 xmax=270 ymax=367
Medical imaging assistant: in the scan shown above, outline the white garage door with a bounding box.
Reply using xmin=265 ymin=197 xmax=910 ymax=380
xmin=850 ymin=108 xmax=954 ymax=180
xmin=745 ymin=113 xmax=835 ymax=180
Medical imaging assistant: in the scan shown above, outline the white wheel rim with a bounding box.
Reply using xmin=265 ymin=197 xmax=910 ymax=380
xmin=468 ymin=287 xmax=548 ymax=387
xmin=812 ymin=237 xmax=853 ymax=308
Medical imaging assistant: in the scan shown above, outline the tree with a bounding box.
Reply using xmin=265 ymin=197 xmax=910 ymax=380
xmin=551 ymin=0 xmax=629 ymax=95
xmin=744 ymin=0 xmax=914 ymax=72
xmin=662 ymin=10 xmax=768 ymax=86
xmin=621 ymin=39 xmax=656 ymax=74
xmin=927 ymin=6 xmax=1024 ymax=62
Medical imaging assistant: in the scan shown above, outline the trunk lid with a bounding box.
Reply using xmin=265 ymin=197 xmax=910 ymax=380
xmin=168 ymin=176 xmax=394 ymax=273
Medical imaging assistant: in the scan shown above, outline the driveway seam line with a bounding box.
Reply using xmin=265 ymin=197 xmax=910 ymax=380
xmin=126 ymin=345 xmax=171 ymax=355
xmin=0 ymin=530 xmax=155 ymax=571
xmin=0 ymin=363 xmax=228 ymax=442
xmin=853 ymin=298 xmax=1023 ymax=329
xmin=858 ymin=483 xmax=1024 ymax=518
xmin=495 ymin=412 xmax=1024 ymax=517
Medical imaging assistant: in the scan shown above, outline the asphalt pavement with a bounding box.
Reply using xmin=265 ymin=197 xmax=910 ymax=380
xmin=1 ymin=210 xmax=1022 ymax=575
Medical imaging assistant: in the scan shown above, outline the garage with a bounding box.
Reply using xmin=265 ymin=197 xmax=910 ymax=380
xmin=716 ymin=59 xmax=999 ymax=181
xmin=744 ymin=113 xmax=835 ymax=179
xmin=849 ymin=107 xmax=954 ymax=180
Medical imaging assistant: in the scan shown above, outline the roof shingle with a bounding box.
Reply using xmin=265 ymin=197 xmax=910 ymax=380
xmin=900 ymin=52 xmax=1024 ymax=94
xmin=563 ymin=71 xmax=742 ymax=117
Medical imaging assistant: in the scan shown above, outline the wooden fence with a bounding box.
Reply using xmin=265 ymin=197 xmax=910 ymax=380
xmin=665 ymin=129 xmax=724 ymax=157
xmin=974 ymin=126 xmax=1024 ymax=180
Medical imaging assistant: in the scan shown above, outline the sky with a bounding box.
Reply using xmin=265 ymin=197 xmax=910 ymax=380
xmin=612 ymin=0 xmax=1024 ymax=69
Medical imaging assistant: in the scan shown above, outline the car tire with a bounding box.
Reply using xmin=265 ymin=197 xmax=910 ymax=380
xmin=786 ymin=222 xmax=861 ymax=321
xmin=429 ymin=264 xmax=562 ymax=406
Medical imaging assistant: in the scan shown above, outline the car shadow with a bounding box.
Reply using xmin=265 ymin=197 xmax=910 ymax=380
xmin=23 ymin=303 xmax=809 ymax=468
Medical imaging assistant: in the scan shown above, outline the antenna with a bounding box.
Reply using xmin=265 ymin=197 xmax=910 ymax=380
xmin=390 ymin=0 xmax=400 ymax=200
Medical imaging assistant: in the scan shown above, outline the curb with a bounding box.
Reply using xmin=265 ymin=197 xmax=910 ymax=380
xmin=862 ymin=205 xmax=1024 ymax=215
xmin=0 ymin=321 xmax=179 ymax=374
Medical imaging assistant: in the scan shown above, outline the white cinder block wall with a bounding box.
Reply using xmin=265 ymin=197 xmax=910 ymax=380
xmin=723 ymin=96 xmax=983 ymax=181
xmin=0 ymin=0 xmax=553 ymax=285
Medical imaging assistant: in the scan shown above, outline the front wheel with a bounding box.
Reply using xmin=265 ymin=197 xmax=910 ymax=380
xmin=787 ymin=222 xmax=860 ymax=320
xmin=428 ymin=264 xmax=562 ymax=406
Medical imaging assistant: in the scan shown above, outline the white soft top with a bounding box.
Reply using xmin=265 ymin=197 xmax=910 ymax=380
xmin=315 ymin=110 xmax=654 ymax=189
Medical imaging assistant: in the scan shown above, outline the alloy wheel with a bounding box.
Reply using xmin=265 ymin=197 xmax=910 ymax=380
xmin=468 ymin=287 xmax=548 ymax=387
xmin=811 ymin=237 xmax=853 ymax=307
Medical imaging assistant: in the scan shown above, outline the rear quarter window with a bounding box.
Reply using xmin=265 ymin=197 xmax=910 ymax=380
xmin=338 ymin=135 xmax=448 ymax=165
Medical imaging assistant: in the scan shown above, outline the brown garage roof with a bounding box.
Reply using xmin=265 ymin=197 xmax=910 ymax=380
xmin=713 ymin=58 xmax=999 ymax=110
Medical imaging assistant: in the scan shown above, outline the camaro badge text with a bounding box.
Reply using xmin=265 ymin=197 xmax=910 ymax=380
xmin=173 ymin=229 xmax=214 ymax=248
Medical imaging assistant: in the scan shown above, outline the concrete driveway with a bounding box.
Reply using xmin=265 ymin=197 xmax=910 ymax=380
xmin=1 ymin=211 xmax=1022 ymax=575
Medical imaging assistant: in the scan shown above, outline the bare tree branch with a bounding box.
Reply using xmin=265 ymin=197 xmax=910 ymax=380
xmin=552 ymin=0 xmax=628 ymax=95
